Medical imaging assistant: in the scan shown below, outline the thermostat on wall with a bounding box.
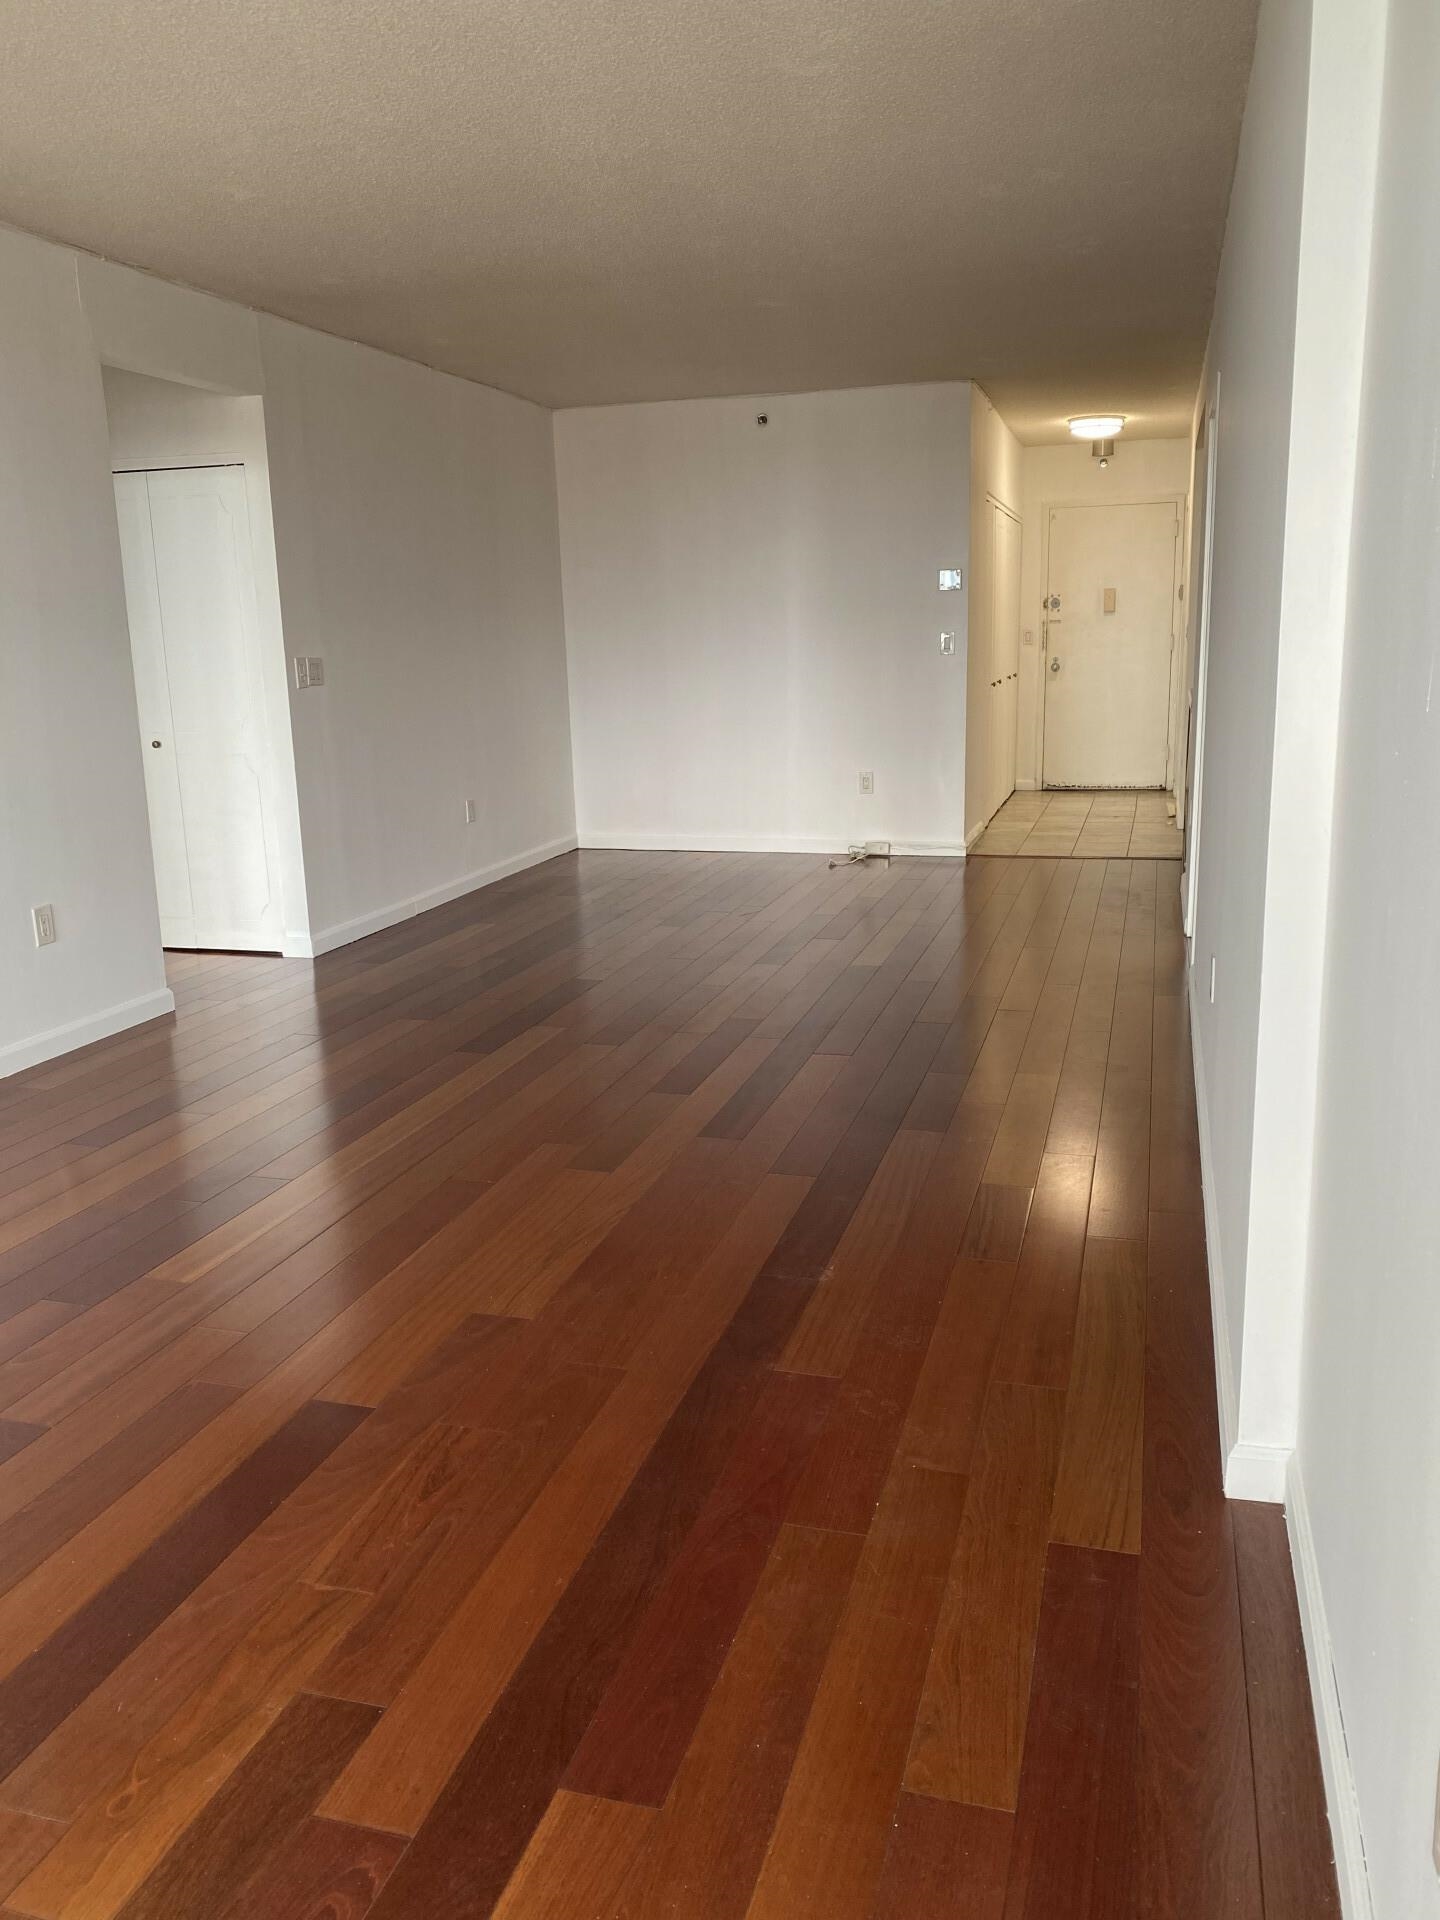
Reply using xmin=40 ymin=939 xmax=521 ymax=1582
xmin=938 ymin=567 xmax=963 ymax=591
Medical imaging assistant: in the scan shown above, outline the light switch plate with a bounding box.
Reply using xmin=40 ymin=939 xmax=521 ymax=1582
xmin=307 ymin=657 xmax=325 ymax=686
xmin=938 ymin=567 xmax=963 ymax=591
xmin=859 ymin=771 xmax=875 ymax=795
xmin=293 ymin=655 xmax=310 ymax=690
xmin=32 ymin=904 xmax=56 ymax=947
xmin=939 ymin=631 xmax=956 ymax=655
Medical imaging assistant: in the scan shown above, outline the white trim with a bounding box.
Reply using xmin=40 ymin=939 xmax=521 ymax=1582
xmin=1286 ymin=1455 xmax=1375 ymax=1920
xmin=292 ymin=834 xmax=579 ymax=958
xmin=964 ymin=818 xmax=989 ymax=852
xmin=0 ymin=987 xmax=176 ymax=1080
xmin=579 ymin=831 xmax=965 ymax=858
xmin=1014 ymin=777 xmax=1039 ymax=792
xmin=1225 ymin=1441 xmax=1291 ymax=1502
xmin=1183 ymin=385 xmax=1221 ymax=936
xmin=1187 ymin=965 xmax=1240 ymax=1472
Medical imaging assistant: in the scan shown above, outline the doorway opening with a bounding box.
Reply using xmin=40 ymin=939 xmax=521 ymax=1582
xmin=1040 ymin=496 xmax=1183 ymax=791
xmin=102 ymin=368 xmax=306 ymax=956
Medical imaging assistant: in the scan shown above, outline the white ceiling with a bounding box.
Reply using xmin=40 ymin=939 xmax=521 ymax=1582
xmin=0 ymin=0 xmax=1257 ymax=439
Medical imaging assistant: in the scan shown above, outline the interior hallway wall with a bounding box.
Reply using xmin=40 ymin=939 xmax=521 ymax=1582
xmin=1184 ymin=0 xmax=1313 ymax=1469
xmin=0 ymin=232 xmax=171 ymax=1075
xmin=556 ymin=383 xmax=972 ymax=855
xmin=1016 ymin=437 xmax=1191 ymax=793
xmin=84 ymin=254 xmax=577 ymax=959
xmin=1294 ymin=0 xmax=1438 ymax=1912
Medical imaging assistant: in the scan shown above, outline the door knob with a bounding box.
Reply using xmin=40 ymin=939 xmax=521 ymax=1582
xmin=1049 ymin=658 xmax=1061 ymax=674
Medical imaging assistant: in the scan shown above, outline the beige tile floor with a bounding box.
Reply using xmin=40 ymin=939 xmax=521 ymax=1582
xmin=972 ymin=787 xmax=1183 ymax=859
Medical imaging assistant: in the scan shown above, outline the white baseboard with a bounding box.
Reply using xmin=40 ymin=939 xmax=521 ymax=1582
xmin=1015 ymin=777 xmax=1039 ymax=791
xmin=1286 ymin=1455 xmax=1374 ymax=1920
xmin=964 ymin=819 xmax=988 ymax=851
xmin=1224 ymin=1440 xmax=1292 ymax=1502
xmin=577 ymin=831 xmax=964 ymax=858
xmin=0 ymin=986 xmax=176 ymax=1080
xmin=293 ymin=833 xmax=579 ymax=959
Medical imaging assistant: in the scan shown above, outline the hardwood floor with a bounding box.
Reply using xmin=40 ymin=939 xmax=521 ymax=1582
xmin=972 ymin=789 xmax=1183 ymax=858
xmin=0 ymin=850 xmax=1337 ymax=1918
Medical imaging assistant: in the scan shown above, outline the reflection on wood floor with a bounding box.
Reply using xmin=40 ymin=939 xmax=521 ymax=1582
xmin=0 ymin=850 xmax=1335 ymax=1919
xmin=974 ymin=788 xmax=1183 ymax=859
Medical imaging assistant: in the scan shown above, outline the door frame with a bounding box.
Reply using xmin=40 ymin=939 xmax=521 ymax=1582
xmin=1034 ymin=490 xmax=1186 ymax=791
xmin=1181 ymin=382 xmax=1220 ymax=936
xmin=987 ymin=494 xmax=1023 ymax=820
xmin=114 ymin=458 xmax=285 ymax=954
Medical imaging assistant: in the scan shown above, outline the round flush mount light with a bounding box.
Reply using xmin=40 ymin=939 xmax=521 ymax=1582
xmin=1068 ymin=414 xmax=1127 ymax=439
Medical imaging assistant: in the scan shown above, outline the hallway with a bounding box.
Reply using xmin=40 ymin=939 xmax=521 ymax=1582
xmin=0 ymin=850 xmax=1334 ymax=1917
xmin=973 ymin=790 xmax=1184 ymax=860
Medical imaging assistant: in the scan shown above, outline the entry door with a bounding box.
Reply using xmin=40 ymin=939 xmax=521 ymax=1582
xmin=1042 ymin=500 xmax=1179 ymax=788
xmin=990 ymin=501 xmax=1022 ymax=814
xmin=114 ymin=467 xmax=279 ymax=951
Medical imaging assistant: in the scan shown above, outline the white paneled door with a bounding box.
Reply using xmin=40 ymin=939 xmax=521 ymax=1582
xmin=1042 ymin=500 xmax=1180 ymax=789
xmin=114 ymin=466 xmax=280 ymax=951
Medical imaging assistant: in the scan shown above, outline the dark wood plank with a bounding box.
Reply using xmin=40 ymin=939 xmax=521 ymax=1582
xmin=1001 ymin=1544 xmax=1139 ymax=1919
xmin=619 ymin=1521 xmax=862 ymax=1920
xmin=869 ymin=1793 xmax=1012 ymax=1920
xmin=213 ymin=1816 xmax=407 ymax=1920
xmin=905 ymin=1383 xmax=1065 ymax=1810
xmin=564 ymin=1366 xmax=837 ymax=1804
xmin=0 ymin=1398 xmax=366 ymax=1784
xmin=1139 ymin=1208 xmax=1263 ymax=1917
xmin=741 ymin=1462 xmax=968 ymax=1920
xmin=110 ymin=1692 xmax=380 ymax=1920
xmin=1232 ymin=1501 xmax=1342 ymax=1920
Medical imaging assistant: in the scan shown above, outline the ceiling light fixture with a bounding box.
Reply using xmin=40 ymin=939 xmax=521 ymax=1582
xmin=1068 ymin=414 xmax=1126 ymax=439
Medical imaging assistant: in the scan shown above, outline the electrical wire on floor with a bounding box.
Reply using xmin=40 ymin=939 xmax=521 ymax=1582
xmin=828 ymin=843 xmax=892 ymax=870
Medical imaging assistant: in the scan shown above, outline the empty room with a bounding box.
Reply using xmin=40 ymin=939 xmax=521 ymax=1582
xmin=0 ymin=0 xmax=1434 ymax=1916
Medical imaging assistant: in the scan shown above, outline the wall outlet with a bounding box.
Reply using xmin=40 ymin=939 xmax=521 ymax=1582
xmin=32 ymin=904 xmax=57 ymax=947
xmin=859 ymin=771 xmax=875 ymax=795
xmin=464 ymin=799 xmax=477 ymax=825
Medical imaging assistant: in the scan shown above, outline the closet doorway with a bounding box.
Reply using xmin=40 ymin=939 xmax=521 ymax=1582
xmin=114 ymin=465 xmax=282 ymax=952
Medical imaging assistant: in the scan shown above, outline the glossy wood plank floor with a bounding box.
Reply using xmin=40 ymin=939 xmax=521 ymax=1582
xmin=0 ymin=850 xmax=1338 ymax=1919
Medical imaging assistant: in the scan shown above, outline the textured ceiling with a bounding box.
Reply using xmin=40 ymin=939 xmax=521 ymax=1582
xmin=0 ymin=0 xmax=1256 ymax=438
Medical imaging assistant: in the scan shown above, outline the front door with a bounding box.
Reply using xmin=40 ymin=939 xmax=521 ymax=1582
xmin=1042 ymin=500 xmax=1179 ymax=788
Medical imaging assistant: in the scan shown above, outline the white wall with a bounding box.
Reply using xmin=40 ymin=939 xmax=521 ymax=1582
xmin=1016 ymin=438 xmax=1191 ymax=792
xmin=965 ymin=388 xmax=1022 ymax=841
xmin=1183 ymin=0 xmax=1313 ymax=1472
xmin=0 ymin=233 xmax=173 ymax=1076
xmin=80 ymin=256 xmax=576 ymax=955
xmin=258 ymin=316 xmax=575 ymax=947
xmin=1293 ymin=1 xmax=1436 ymax=1913
xmin=555 ymin=383 xmax=972 ymax=855
xmin=101 ymin=367 xmax=310 ymax=950
xmin=2 ymin=226 xmax=577 ymax=1076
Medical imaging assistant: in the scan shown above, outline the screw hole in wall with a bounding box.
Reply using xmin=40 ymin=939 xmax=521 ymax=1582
xmin=755 ymin=413 xmax=768 ymax=427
